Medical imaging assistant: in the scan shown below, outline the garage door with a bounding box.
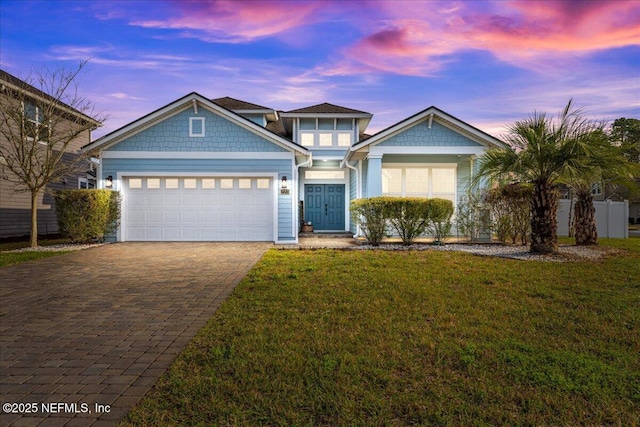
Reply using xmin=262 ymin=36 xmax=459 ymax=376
xmin=124 ymin=176 xmax=274 ymax=241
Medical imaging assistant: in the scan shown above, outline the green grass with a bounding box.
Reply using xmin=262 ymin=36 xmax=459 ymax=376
xmin=0 ymin=238 xmax=73 ymax=267
xmin=0 ymin=250 xmax=72 ymax=267
xmin=123 ymin=240 xmax=640 ymax=426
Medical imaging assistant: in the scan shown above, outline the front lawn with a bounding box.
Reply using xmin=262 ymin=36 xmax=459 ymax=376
xmin=0 ymin=238 xmax=73 ymax=267
xmin=122 ymin=239 xmax=640 ymax=426
xmin=0 ymin=250 xmax=72 ymax=267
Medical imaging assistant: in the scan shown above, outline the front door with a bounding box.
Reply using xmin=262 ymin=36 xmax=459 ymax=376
xmin=305 ymin=184 xmax=345 ymax=231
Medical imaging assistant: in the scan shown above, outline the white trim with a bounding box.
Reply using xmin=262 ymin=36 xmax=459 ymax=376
xmin=97 ymin=160 xmax=103 ymax=189
xmin=382 ymin=162 xmax=458 ymax=168
xmin=101 ymin=151 xmax=295 ymax=159
xmin=352 ymin=107 xmax=505 ymax=150
xmin=369 ymin=146 xmax=487 ymax=156
xmin=189 ymin=117 xmax=205 ymax=137
xmin=117 ymin=172 xmax=279 ymax=243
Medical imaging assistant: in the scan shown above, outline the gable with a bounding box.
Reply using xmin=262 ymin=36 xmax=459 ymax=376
xmin=105 ymin=107 xmax=287 ymax=153
xmin=376 ymin=120 xmax=482 ymax=148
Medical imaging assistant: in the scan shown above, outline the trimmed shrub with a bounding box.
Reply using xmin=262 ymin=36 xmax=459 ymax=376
xmin=426 ymin=198 xmax=454 ymax=243
xmin=350 ymin=197 xmax=390 ymax=246
xmin=384 ymin=197 xmax=431 ymax=245
xmin=54 ymin=189 xmax=120 ymax=243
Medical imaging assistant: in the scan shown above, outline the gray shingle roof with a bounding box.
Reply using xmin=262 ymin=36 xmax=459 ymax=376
xmin=285 ymin=103 xmax=371 ymax=115
xmin=211 ymin=96 xmax=272 ymax=111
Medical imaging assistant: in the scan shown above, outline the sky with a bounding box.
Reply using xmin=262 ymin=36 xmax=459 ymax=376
xmin=1 ymin=0 xmax=639 ymax=140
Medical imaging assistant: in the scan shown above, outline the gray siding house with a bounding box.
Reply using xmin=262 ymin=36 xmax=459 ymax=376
xmin=83 ymin=93 xmax=505 ymax=243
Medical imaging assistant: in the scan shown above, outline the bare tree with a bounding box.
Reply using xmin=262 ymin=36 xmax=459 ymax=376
xmin=0 ymin=61 xmax=106 ymax=247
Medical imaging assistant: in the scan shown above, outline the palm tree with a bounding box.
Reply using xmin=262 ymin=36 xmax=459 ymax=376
xmin=476 ymin=100 xmax=593 ymax=254
xmin=563 ymin=129 xmax=640 ymax=245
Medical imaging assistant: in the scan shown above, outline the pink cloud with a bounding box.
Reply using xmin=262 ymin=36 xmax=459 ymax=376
xmin=324 ymin=0 xmax=640 ymax=76
xmin=130 ymin=0 xmax=323 ymax=43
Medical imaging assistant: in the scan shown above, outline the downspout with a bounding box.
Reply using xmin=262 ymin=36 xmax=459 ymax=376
xmin=341 ymin=151 xmax=360 ymax=238
xmin=295 ymin=152 xmax=313 ymax=241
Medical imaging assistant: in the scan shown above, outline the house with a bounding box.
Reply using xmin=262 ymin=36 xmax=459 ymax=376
xmin=0 ymin=69 xmax=101 ymax=239
xmin=82 ymin=93 xmax=505 ymax=243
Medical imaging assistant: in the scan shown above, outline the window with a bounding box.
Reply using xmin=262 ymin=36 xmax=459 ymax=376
xmin=382 ymin=166 xmax=456 ymax=203
xmin=189 ymin=117 xmax=205 ymax=137
xmin=257 ymin=178 xmax=270 ymax=189
xmin=184 ymin=178 xmax=197 ymax=189
xmin=165 ymin=179 xmax=179 ymax=189
xmin=147 ymin=178 xmax=160 ymax=189
xmin=78 ymin=177 xmax=95 ymax=189
xmin=202 ymin=178 xmax=215 ymax=189
xmin=382 ymin=168 xmax=403 ymax=194
xmin=220 ymin=179 xmax=233 ymax=189
xmin=405 ymin=168 xmax=429 ymax=195
xmin=337 ymin=133 xmax=352 ymax=147
xmin=296 ymin=118 xmax=354 ymax=148
xmin=305 ymin=170 xmax=345 ymax=180
xmin=318 ymin=133 xmax=333 ymax=146
xmin=591 ymin=182 xmax=602 ymax=195
xmin=129 ymin=178 xmax=142 ymax=189
xmin=24 ymin=102 xmax=49 ymax=142
xmin=301 ymin=133 xmax=315 ymax=147
xmin=239 ymin=179 xmax=251 ymax=189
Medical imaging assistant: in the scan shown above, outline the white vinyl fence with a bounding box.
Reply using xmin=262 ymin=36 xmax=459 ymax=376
xmin=557 ymin=199 xmax=629 ymax=238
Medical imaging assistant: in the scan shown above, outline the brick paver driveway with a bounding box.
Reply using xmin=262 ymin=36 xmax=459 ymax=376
xmin=0 ymin=242 xmax=270 ymax=427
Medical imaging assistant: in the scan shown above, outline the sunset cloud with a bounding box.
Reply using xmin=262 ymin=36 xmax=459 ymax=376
xmin=324 ymin=0 xmax=640 ymax=76
xmin=130 ymin=0 xmax=323 ymax=43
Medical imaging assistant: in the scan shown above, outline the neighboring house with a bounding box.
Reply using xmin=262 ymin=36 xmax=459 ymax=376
xmin=82 ymin=93 xmax=505 ymax=243
xmin=0 ymin=69 xmax=100 ymax=239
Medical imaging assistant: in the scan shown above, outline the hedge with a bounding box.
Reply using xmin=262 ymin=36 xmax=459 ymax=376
xmin=350 ymin=196 xmax=454 ymax=245
xmin=54 ymin=189 xmax=120 ymax=243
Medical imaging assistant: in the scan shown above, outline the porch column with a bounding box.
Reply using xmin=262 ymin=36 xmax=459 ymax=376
xmin=366 ymin=154 xmax=383 ymax=197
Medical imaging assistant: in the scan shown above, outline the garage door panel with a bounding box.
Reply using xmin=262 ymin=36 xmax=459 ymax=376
xmin=146 ymin=226 xmax=162 ymax=240
xmin=164 ymin=226 xmax=181 ymax=240
xmin=125 ymin=176 xmax=274 ymax=241
xmin=164 ymin=193 xmax=181 ymax=206
xmin=146 ymin=210 xmax=162 ymax=223
xmin=163 ymin=210 xmax=181 ymax=223
xmin=182 ymin=210 xmax=199 ymax=223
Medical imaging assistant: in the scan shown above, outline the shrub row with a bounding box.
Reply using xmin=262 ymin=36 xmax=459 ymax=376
xmin=54 ymin=189 xmax=120 ymax=243
xmin=484 ymin=183 xmax=532 ymax=244
xmin=350 ymin=197 xmax=454 ymax=246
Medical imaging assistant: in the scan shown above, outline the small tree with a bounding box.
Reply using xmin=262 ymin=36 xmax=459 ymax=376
xmin=0 ymin=62 xmax=105 ymax=247
xmin=456 ymin=191 xmax=490 ymax=242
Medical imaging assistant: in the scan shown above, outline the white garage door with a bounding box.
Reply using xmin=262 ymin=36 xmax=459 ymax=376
xmin=124 ymin=176 xmax=274 ymax=241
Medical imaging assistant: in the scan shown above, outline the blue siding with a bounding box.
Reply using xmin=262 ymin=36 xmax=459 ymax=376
xmin=107 ymin=108 xmax=287 ymax=152
xmin=102 ymin=158 xmax=295 ymax=241
xmin=378 ymin=121 xmax=482 ymax=147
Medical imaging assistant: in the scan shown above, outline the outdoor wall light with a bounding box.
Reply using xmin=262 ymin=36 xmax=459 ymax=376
xmin=105 ymin=175 xmax=113 ymax=189
xmin=280 ymin=176 xmax=290 ymax=194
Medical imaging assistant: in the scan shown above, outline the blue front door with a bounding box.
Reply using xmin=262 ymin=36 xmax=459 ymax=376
xmin=305 ymin=184 xmax=345 ymax=231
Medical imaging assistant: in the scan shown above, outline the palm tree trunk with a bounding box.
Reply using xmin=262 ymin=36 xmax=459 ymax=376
xmin=574 ymin=190 xmax=597 ymax=245
xmin=30 ymin=190 xmax=39 ymax=248
xmin=530 ymin=179 xmax=558 ymax=254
